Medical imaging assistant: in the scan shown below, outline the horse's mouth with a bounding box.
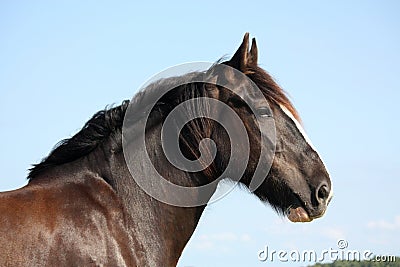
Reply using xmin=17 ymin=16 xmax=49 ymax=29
xmin=288 ymin=206 xmax=312 ymax=223
xmin=287 ymin=193 xmax=327 ymax=223
xmin=287 ymin=193 xmax=313 ymax=223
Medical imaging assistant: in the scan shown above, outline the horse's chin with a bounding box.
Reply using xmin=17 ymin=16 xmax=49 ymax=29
xmin=287 ymin=207 xmax=313 ymax=223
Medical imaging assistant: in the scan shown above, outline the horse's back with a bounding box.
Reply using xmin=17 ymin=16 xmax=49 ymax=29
xmin=0 ymin=174 xmax=137 ymax=266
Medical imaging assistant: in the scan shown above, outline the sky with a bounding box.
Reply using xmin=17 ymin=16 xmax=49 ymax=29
xmin=1 ymin=1 xmax=399 ymax=266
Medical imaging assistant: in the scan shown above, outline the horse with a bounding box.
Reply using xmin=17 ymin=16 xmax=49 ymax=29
xmin=0 ymin=33 xmax=332 ymax=266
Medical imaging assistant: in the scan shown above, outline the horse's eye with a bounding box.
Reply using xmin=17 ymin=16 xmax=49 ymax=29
xmin=257 ymin=107 xmax=273 ymax=117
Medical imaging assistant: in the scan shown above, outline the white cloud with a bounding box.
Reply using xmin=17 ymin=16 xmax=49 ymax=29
xmin=193 ymin=232 xmax=252 ymax=251
xmin=240 ymin=233 xmax=251 ymax=242
xmin=263 ymin=219 xmax=347 ymax=245
xmin=211 ymin=232 xmax=238 ymax=242
xmin=367 ymin=215 xmax=400 ymax=230
xmin=194 ymin=240 xmax=214 ymax=250
xmin=321 ymin=227 xmax=346 ymax=241
xmin=198 ymin=232 xmax=251 ymax=242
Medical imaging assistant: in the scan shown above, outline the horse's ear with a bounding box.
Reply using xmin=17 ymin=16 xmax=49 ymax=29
xmin=228 ymin=32 xmax=250 ymax=71
xmin=248 ymin=37 xmax=258 ymax=66
xmin=227 ymin=33 xmax=258 ymax=71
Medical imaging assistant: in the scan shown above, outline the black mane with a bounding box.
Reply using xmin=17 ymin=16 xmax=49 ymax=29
xmin=28 ymin=101 xmax=130 ymax=179
xmin=28 ymin=63 xmax=297 ymax=180
xmin=27 ymin=70 xmax=211 ymax=180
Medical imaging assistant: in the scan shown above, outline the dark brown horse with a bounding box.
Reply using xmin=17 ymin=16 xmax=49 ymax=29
xmin=0 ymin=33 xmax=332 ymax=266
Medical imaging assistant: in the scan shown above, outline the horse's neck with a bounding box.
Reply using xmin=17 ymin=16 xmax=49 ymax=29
xmin=28 ymin=124 xmax=210 ymax=265
xmin=116 ymin=176 xmax=205 ymax=265
xmin=103 ymin=130 xmax=209 ymax=266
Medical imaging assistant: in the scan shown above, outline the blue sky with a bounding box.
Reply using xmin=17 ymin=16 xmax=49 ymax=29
xmin=1 ymin=1 xmax=399 ymax=266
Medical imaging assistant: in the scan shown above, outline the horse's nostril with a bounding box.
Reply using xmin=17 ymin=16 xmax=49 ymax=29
xmin=316 ymin=183 xmax=329 ymax=204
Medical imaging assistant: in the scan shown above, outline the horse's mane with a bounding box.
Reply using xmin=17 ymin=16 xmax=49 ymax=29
xmin=247 ymin=65 xmax=299 ymax=121
xmin=27 ymin=101 xmax=130 ymax=179
xmin=28 ymin=64 xmax=298 ymax=180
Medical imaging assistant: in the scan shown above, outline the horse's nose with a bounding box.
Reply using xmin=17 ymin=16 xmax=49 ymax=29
xmin=315 ymin=181 xmax=331 ymax=206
